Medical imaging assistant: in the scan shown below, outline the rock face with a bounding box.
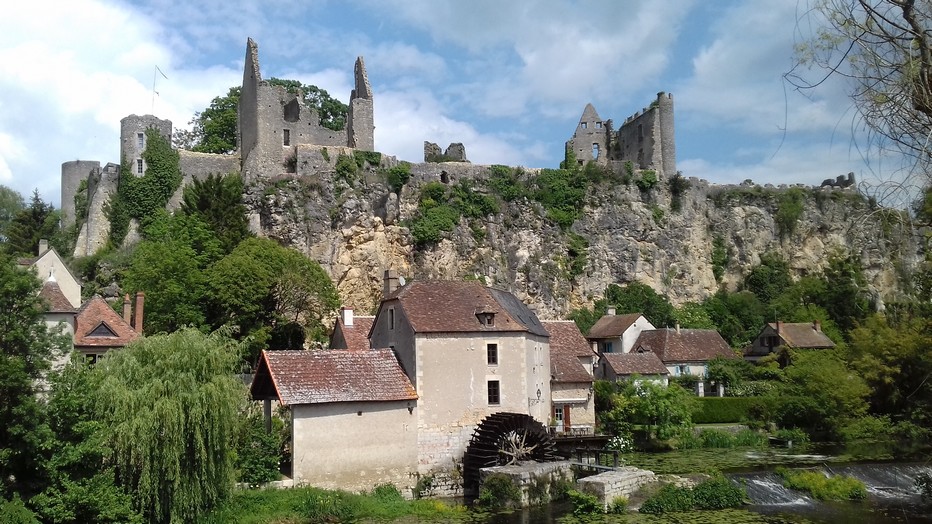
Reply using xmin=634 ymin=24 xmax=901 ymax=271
xmin=249 ymin=161 xmax=922 ymax=318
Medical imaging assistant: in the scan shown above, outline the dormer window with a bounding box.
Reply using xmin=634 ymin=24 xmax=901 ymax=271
xmin=477 ymin=312 xmax=495 ymax=326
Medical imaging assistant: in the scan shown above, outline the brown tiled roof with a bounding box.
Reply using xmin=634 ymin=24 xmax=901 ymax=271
xmin=39 ymin=281 xmax=76 ymax=313
xmin=587 ymin=313 xmax=644 ymax=338
xmin=384 ymin=280 xmax=548 ymax=336
xmin=634 ymin=328 xmax=736 ymax=363
xmin=252 ymin=349 xmax=417 ymax=406
xmin=603 ymin=352 xmax=669 ymax=376
xmin=544 ymin=321 xmax=594 ymax=383
xmin=73 ymin=296 xmax=140 ymax=348
xmin=335 ymin=316 xmax=374 ymax=351
xmin=769 ymin=322 xmax=835 ymax=349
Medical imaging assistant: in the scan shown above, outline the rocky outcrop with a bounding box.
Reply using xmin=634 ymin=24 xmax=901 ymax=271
xmin=249 ymin=162 xmax=922 ymax=317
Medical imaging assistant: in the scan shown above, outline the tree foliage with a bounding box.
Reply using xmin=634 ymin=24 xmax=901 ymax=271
xmin=0 ymin=185 xmax=24 ymax=243
xmin=180 ymin=173 xmax=251 ymax=254
xmin=95 ymin=328 xmax=246 ymax=523
xmin=4 ymin=190 xmax=61 ymax=257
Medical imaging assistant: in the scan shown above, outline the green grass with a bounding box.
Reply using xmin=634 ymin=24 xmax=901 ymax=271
xmin=776 ymin=468 xmax=867 ymax=501
xmin=204 ymin=486 xmax=466 ymax=523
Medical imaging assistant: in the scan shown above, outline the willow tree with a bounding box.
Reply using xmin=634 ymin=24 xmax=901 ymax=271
xmin=95 ymin=328 xmax=245 ymax=523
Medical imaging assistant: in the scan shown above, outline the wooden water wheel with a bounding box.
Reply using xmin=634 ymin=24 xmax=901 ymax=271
xmin=462 ymin=412 xmax=556 ymax=498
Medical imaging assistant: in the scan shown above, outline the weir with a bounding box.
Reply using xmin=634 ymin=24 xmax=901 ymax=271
xmin=732 ymin=463 xmax=932 ymax=506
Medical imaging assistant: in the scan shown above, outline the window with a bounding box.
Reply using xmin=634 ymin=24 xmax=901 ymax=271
xmin=596 ymin=121 xmax=602 ymax=129
xmin=765 ymin=335 xmax=779 ymax=348
xmin=283 ymin=129 xmax=290 ymax=146
xmin=487 ymin=343 xmax=498 ymax=365
xmin=592 ymin=143 xmax=600 ymax=160
xmin=487 ymin=380 xmax=500 ymax=405
xmin=581 ymin=122 xmax=587 ymax=129
xmin=137 ymin=132 xmax=144 ymax=150
xmin=677 ymin=365 xmax=688 ymax=376
xmin=389 ymin=308 xmax=395 ymax=330
xmin=603 ymin=341 xmax=613 ymax=353
xmin=136 ymin=159 xmax=143 ymax=174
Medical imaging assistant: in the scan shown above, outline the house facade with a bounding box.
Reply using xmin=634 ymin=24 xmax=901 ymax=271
xmin=632 ymin=327 xmax=736 ymax=396
xmin=543 ymin=320 xmax=596 ymax=436
xmin=586 ymin=309 xmax=655 ymax=354
xmin=745 ymin=321 xmax=835 ymax=362
xmin=368 ymin=278 xmax=551 ymax=486
xmin=250 ymin=349 xmax=418 ymax=492
xmin=598 ymin=351 xmax=670 ymax=386
xmin=73 ymin=293 xmax=143 ymax=363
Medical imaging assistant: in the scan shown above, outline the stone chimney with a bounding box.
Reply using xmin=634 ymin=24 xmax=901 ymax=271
xmin=675 ymin=323 xmax=680 ymax=334
xmin=383 ymin=269 xmax=400 ymax=296
xmin=132 ymin=292 xmax=145 ymax=334
xmin=38 ymin=239 xmax=48 ymax=255
xmin=342 ymin=307 xmax=354 ymax=327
xmin=775 ymin=321 xmax=782 ymax=335
xmin=813 ymin=320 xmax=821 ymax=332
xmin=607 ymin=307 xmax=616 ymax=316
xmin=122 ymin=294 xmax=132 ymax=325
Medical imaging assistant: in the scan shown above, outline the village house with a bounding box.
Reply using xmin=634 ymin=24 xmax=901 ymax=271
xmin=329 ymin=306 xmax=375 ymax=351
xmin=632 ymin=326 xmax=736 ymax=396
xmin=543 ymin=320 xmax=596 ymax=436
xmin=597 ymin=351 xmax=670 ymax=386
xmin=586 ymin=309 xmax=655 ymax=354
xmin=744 ymin=320 xmax=835 ymax=362
xmin=250 ymin=348 xmax=418 ymax=492
xmin=367 ymin=273 xmax=551 ymax=492
xmin=73 ymin=293 xmax=144 ymax=364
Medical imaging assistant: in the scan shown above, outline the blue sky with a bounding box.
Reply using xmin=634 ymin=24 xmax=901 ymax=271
xmin=0 ymin=0 xmax=882 ymax=207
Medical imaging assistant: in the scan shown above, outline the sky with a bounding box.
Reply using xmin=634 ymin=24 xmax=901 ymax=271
xmin=0 ymin=0 xmax=895 ymax=208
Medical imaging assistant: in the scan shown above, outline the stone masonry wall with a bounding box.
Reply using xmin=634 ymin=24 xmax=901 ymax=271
xmin=577 ymin=467 xmax=657 ymax=510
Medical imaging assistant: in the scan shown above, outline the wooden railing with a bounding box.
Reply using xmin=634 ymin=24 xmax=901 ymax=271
xmin=549 ymin=424 xmax=594 ymax=437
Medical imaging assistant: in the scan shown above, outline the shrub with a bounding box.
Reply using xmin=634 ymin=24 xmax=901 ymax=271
xmin=635 ymin=170 xmax=658 ymax=191
xmin=691 ymin=476 xmax=746 ymax=509
xmin=777 ymin=468 xmax=867 ymax=501
xmin=691 ymin=397 xmax=758 ymax=424
xmin=412 ymin=474 xmax=434 ymax=499
xmin=477 ymin=474 xmax=521 ymax=509
xmin=775 ymin=188 xmax=806 ymax=239
xmin=0 ymin=495 xmax=39 ymax=524
xmin=607 ymin=495 xmax=628 ymax=514
xmin=773 ymin=427 xmax=809 ymax=446
xmin=639 ymin=484 xmax=694 ymax=514
xmin=568 ymin=489 xmax=602 ymax=516
xmin=386 ymin=162 xmax=411 ymax=193
xmin=235 ymin=415 xmax=281 ymax=486
xmin=371 ymin=483 xmax=403 ymax=503
xmin=488 ymin=165 xmax=526 ymax=201
xmin=711 ymin=235 xmax=729 ymax=282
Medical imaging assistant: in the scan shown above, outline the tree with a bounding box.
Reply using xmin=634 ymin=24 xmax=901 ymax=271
xmin=742 ymin=252 xmax=793 ymax=305
xmin=180 ymin=173 xmax=251 ymax=254
xmin=628 ymin=381 xmax=697 ymax=440
xmin=791 ymin=1 xmax=932 ymax=199
xmin=0 ymin=185 xmax=24 ymax=242
xmin=207 ymin=238 xmax=340 ymax=360
xmin=0 ymin=254 xmax=67 ymax=500
xmin=95 ymin=328 xmax=245 ymax=523
xmin=4 ymin=190 xmax=60 ymax=257
xmin=605 ymin=282 xmax=677 ymax=328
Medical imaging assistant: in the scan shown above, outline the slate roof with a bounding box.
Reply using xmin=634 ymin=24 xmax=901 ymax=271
xmin=769 ymin=322 xmax=835 ymax=349
xmin=587 ymin=313 xmax=644 ymax=338
xmin=634 ymin=328 xmax=736 ymax=363
xmin=336 ymin=316 xmax=374 ymax=351
xmin=603 ymin=352 xmax=669 ymax=376
xmin=382 ymin=280 xmax=547 ymax=337
xmin=73 ymin=296 xmax=140 ymax=348
xmin=39 ymin=281 xmax=76 ymax=313
xmin=252 ymin=349 xmax=417 ymax=406
xmin=544 ymin=321 xmax=594 ymax=383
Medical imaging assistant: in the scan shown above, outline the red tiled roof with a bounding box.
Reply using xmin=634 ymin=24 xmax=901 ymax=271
xmin=543 ymin=321 xmax=594 ymax=383
xmin=603 ymin=352 xmax=669 ymax=376
xmin=587 ymin=313 xmax=644 ymax=338
xmin=73 ymin=296 xmax=140 ymax=348
xmin=769 ymin=322 xmax=835 ymax=349
xmin=384 ymin=280 xmax=547 ymax=336
xmin=39 ymin=281 xmax=76 ymax=313
xmin=634 ymin=328 xmax=736 ymax=363
xmin=253 ymin=349 xmax=417 ymax=405
xmin=334 ymin=316 xmax=374 ymax=351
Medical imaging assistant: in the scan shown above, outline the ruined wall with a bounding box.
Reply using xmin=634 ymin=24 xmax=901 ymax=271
xmin=121 ymin=115 xmax=172 ymax=177
xmin=167 ymin=150 xmax=242 ymax=208
xmin=567 ymin=103 xmax=610 ymax=166
xmin=74 ymin=163 xmax=119 ymax=257
xmin=347 ymin=56 xmax=374 ymax=151
xmin=611 ymin=92 xmax=675 ymax=177
xmin=61 ymin=160 xmax=99 ymax=227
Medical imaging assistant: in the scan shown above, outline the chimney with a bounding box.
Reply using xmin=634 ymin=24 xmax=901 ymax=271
xmin=607 ymin=307 xmax=616 ymax=316
xmin=775 ymin=321 xmax=782 ymax=335
xmin=132 ymin=292 xmax=145 ymax=334
xmin=38 ymin=239 xmax=48 ymax=256
xmin=342 ymin=307 xmax=354 ymax=326
xmin=122 ymin=294 xmax=132 ymax=325
xmin=676 ymin=323 xmax=680 ymax=334
xmin=383 ymin=269 xmax=399 ymax=296
xmin=813 ymin=320 xmax=821 ymax=332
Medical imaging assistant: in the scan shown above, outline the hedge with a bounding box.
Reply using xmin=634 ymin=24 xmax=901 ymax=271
xmin=691 ymin=397 xmax=759 ymax=424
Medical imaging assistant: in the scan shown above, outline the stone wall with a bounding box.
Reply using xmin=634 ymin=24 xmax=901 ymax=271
xmin=60 ymin=160 xmax=99 ymax=227
xmin=480 ymin=461 xmax=574 ymax=506
xmin=121 ymin=115 xmax=172 ymax=177
xmin=577 ymin=467 xmax=657 ymax=510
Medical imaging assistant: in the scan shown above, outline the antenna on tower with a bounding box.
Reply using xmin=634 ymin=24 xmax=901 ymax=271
xmin=152 ymin=65 xmax=168 ymax=113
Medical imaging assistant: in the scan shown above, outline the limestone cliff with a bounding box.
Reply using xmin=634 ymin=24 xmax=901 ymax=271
xmin=247 ymin=152 xmax=922 ymax=318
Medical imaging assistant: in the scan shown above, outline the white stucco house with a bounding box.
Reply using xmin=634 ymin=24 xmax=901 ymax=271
xmin=586 ymin=309 xmax=655 ymax=354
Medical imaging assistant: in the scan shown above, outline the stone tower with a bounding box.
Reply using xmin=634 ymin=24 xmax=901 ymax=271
xmin=60 ymin=160 xmax=100 ymax=227
xmin=615 ymin=92 xmax=676 ymax=177
xmin=120 ymin=114 xmax=172 ymax=178
xmin=238 ymin=38 xmax=376 ymax=182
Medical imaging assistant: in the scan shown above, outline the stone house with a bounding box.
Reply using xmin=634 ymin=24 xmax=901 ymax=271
xmin=73 ymin=293 xmax=144 ymax=363
xmin=367 ymin=276 xmax=551 ymax=492
xmin=632 ymin=327 xmax=736 ymax=396
xmin=744 ymin=321 xmax=835 ymax=362
xmin=543 ymin=320 xmax=596 ymax=436
xmin=586 ymin=309 xmax=655 ymax=354
xmin=250 ymin=349 xmax=418 ymax=492
xmin=18 ymin=240 xmax=82 ymax=311
xmin=598 ymin=351 xmax=670 ymax=386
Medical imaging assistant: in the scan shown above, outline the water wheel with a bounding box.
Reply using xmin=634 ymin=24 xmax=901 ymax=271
xmin=462 ymin=412 xmax=556 ymax=498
